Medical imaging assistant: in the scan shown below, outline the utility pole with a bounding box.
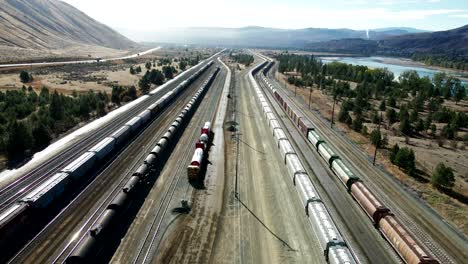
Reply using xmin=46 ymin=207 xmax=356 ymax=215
xmin=293 ymin=75 xmax=297 ymax=97
xmin=331 ymin=97 xmax=336 ymax=128
xmin=373 ymin=112 xmax=383 ymax=166
xmin=308 ymin=86 xmax=313 ymax=109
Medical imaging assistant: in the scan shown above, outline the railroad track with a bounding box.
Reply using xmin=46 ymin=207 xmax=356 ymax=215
xmin=0 ymin=62 xmax=210 ymax=214
xmin=131 ymin=66 xmax=225 ymax=264
xmin=264 ymin=66 xmax=457 ymax=264
xmin=0 ymin=100 xmax=148 ymax=211
xmin=8 ymin=69 xmax=217 ymax=264
xmin=253 ymin=72 xmax=376 ymax=262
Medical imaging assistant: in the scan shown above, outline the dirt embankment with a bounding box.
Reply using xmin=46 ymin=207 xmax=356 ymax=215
xmin=276 ymin=72 xmax=468 ymax=235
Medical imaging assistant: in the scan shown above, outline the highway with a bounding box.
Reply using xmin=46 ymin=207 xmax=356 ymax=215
xmin=0 ymin=47 xmax=161 ymax=68
xmin=262 ymin=56 xmax=467 ymax=263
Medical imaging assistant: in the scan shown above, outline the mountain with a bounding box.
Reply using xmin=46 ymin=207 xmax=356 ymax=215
xmin=305 ymin=25 xmax=468 ymax=56
xmin=140 ymin=26 xmax=421 ymax=48
xmin=378 ymin=25 xmax=468 ymax=54
xmin=372 ymin=27 xmax=429 ymax=33
xmin=307 ymin=38 xmax=379 ymax=54
xmin=368 ymin=27 xmax=430 ymax=40
xmin=0 ymin=0 xmax=136 ymax=50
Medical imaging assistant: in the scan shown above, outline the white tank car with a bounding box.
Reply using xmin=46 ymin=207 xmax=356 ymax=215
xmin=187 ymin=148 xmax=204 ymax=180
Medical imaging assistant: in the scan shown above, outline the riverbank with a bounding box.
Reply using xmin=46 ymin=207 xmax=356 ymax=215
xmin=376 ymin=56 xmax=468 ymax=79
xmin=322 ymin=56 xmax=468 ymax=83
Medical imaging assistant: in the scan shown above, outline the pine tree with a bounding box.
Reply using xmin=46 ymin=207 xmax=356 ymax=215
xmin=431 ymin=163 xmax=455 ymax=189
xmin=49 ymin=90 xmax=64 ymax=120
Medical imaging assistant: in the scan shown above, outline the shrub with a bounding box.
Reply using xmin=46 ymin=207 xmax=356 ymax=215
xmin=352 ymin=116 xmax=363 ymax=132
xmin=431 ymin=163 xmax=455 ymax=189
xmin=338 ymin=109 xmax=352 ymax=126
xmin=20 ymin=70 xmax=32 ymax=83
xmin=393 ymin=146 xmax=416 ymax=175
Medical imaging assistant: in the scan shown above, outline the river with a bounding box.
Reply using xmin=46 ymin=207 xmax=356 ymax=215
xmin=321 ymin=56 xmax=467 ymax=85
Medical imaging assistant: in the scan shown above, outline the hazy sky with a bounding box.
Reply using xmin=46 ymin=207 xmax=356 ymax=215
xmin=63 ymin=0 xmax=467 ymax=31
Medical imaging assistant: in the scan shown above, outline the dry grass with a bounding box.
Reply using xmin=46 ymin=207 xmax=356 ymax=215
xmin=0 ymin=48 xmax=216 ymax=95
xmin=0 ymin=44 xmax=131 ymax=64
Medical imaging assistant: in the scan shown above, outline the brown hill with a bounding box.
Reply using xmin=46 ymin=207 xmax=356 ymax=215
xmin=0 ymin=0 xmax=135 ymax=50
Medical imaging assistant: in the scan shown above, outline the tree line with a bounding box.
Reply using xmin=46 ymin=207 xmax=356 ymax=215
xmin=138 ymin=66 xmax=177 ymax=94
xmin=230 ymin=53 xmax=254 ymax=66
xmin=411 ymin=53 xmax=468 ymax=71
xmin=0 ymin=85 xmax=111 ymax=166
xmin=277 ymin=54 xmax=466 ymax=139
xmin=277 ymin=53 xmax=466 ymax=187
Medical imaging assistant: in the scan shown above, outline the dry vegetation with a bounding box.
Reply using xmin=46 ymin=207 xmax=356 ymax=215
xmin=0 ymin=47 xmax=215 ymax=95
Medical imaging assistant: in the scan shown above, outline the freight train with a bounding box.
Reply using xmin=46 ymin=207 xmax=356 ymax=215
xmin=258 ymin=60 xmax=439 ymax=264
xmin=0 ymin=61 xmax=215 ymax=250
xmin=249 ymin=62 xmax=357 ymax=264
xmin=187 ymin=121 xmax=212 ymax=181
xmin=66 ymin=67 xmax=220 ymax=263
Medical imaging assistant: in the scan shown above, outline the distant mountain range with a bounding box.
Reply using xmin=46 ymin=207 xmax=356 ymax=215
xmin=136 ymin=26 xmax=428 ymax=48
xmin=306 ymin=25 xmax=468 ymax=56
xmin=0 ymin=0 xmax=135 ymax=50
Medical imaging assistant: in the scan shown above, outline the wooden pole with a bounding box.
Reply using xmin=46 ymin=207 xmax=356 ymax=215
xmin=308 ymin=87 xmax=312 ymax=109
xmin=373 ymin=112 xmax=383 ymax=166
xmin=331 ymin=97 xmax=336 ymax=128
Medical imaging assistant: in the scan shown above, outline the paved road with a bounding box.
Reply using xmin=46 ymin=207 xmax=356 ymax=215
xmin=0 ymin=47 xmax=161 ymax=68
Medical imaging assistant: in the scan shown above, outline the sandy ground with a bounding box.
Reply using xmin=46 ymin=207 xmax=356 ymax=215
xmin=276 ymin=72 xmax=468 ymax=235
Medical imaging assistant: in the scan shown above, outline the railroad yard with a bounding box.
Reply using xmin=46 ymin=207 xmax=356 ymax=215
xmin=0 ymin=48 xmax=466 ymax=264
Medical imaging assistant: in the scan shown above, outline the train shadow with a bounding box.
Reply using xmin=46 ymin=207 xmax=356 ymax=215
xmin=224 ymin=121 xmax=238 ymax=132
xmin=437 ymin=186 xmax=468 ymax=204
xmin=238 ymin=138 xmax=265 ymax=154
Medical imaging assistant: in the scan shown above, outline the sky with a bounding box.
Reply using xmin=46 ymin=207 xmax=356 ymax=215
xmin=62 ymin=0 xmax=468 ymax=32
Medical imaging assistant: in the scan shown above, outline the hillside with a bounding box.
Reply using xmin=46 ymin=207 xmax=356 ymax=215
xmin=142 ymin=26 xmax=422 ymax=48
xmin=0 ymin=0 xmax=135 ymax=51
xmin=305 ymin=25 xmax=468 ymax=56
xmin=307 ymin=38 xmax=379 ymax=54
xmin=378 ymin=25 xmax=468 ymax=55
